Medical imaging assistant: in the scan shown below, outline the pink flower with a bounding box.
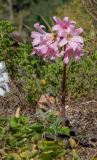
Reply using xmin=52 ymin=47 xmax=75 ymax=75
xmin=31 ymin=23 xmax=60 ymax=60
xmin=31 ymin=17 xmax=84 ymax=64
xmin=52 ymin=16 xmax=76 ymax=37
xmin=52 ymin=16 xmax=84 ymax=64
xmin=31 ymin=23 xmax=50 ymax=46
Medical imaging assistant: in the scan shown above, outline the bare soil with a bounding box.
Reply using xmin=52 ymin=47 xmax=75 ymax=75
xmin=0 ymin=80 xmax=35 ymax=119
xmin=66 ymin=100 xmax=97 ymax=159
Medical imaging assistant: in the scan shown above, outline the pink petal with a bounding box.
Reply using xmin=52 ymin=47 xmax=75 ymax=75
xmin=59 ymin=38 xmax=68 ymax=47
xmin=64 ymin=46 xmax=72 ymax=64
xmin=34 ymin=23 xmax=46 ymax=34
xmin=73 ymin=45 xmax=84 ymax=62
xmin=60 ymin=51 xmax=64 ymax=57
xmin=63 ymin=16 xmax=69 ymax=23
xmin=52 ymin=24 xmax=61 ymax=31
xmin=31 ymin=32 xmax=41 ymax=38
xmin=74 ymin=54 xmax=80 ymax=61
xmin=32 ymin=51 xmax=35 ymax=55
xmin=32 ymin=39 xmax=41 ymax=46
xmin=69 ymin=41 xmax=77 ymax=51
xmin=50 ymin=56 xmax=56 ymax=60
xmin=63 ymin=55 xmax=70 ymax=64
xmin=74 ymin=28 xmax=83 ymax=36
xmin=37 ymin=45 xmax=48 ymax=54
xmin=72 ymin=36 xmax=83 ymax=43
xmin=53 ymin=16 xmax=61 ymax=24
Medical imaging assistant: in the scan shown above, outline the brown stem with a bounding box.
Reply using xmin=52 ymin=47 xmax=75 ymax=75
xmin=60 ymin=64 xmax=70 ymax=126
xmin=62 ymin=64 xmax=66 ymax=106
xmin=61 ymin=63 xmax=66 ymax=115
xmin=60 ymin=63 xmax=68 ymax=125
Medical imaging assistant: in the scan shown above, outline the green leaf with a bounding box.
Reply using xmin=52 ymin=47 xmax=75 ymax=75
xmin=30 ymin=123 xmax=44 ymax=133
xmin=29 ymin=150 xmax=38 ymax=158
xmin=38 ymin=141 xmax=61 ymax=151
xmin=58 ymin=127 xmax=71 ymax=136
xmin=92 ymin=156 xmax=97 ymax=160
xmin=40 ymin=150 xmax=55 ymax=160
xmin=31 ymin=132 xmax=42 ymax=142
xmin=69 ymin=138 xmax=77 ymax=148
xmin=9 ymin=118 xmax=18 ymax=129
xmin=20 ymin=151 xmax=29 ymax=158
xmin=8 ymin=153 xmax=21 ymax=160
xmin=72 ymin=149 xmax=81 ymax=160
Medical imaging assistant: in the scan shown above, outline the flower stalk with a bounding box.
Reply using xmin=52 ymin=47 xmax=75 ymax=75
xmin=61 ymin=63 xmax=70 ymax=126
xmin=61 ymin=63 xmax=66 ymax=119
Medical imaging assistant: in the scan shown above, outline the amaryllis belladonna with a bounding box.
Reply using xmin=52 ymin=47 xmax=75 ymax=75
xmin=31 ymin=16 xmax=84 ymax=125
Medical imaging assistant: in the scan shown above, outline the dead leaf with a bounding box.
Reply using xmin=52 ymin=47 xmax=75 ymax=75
xmin=15 ymin=107 xmax=20 ymax=118
xmin=37 ymin=94 xmax=55 ymax=111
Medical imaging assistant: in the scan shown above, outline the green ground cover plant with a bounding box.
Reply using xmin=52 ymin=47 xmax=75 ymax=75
xmin=0 ymin=109 xmax=97 ymax=160
xmin=0 ymin=109 xmax=74 ymax=160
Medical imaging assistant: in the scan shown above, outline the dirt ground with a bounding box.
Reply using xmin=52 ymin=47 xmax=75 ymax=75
xmin=66 ymin=100 xmax=97 ymax=159
xmin=0 ymin=80 xmax=35 ymax=119
xmin=0 ymin=81 xmax=97 ymax=160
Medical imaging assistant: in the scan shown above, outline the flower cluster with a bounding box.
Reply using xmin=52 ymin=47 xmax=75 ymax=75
xmin=0 ymin=62 xmax=9 ymax=96
xmin=31 ymin=16 xmax=84 ymax=64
